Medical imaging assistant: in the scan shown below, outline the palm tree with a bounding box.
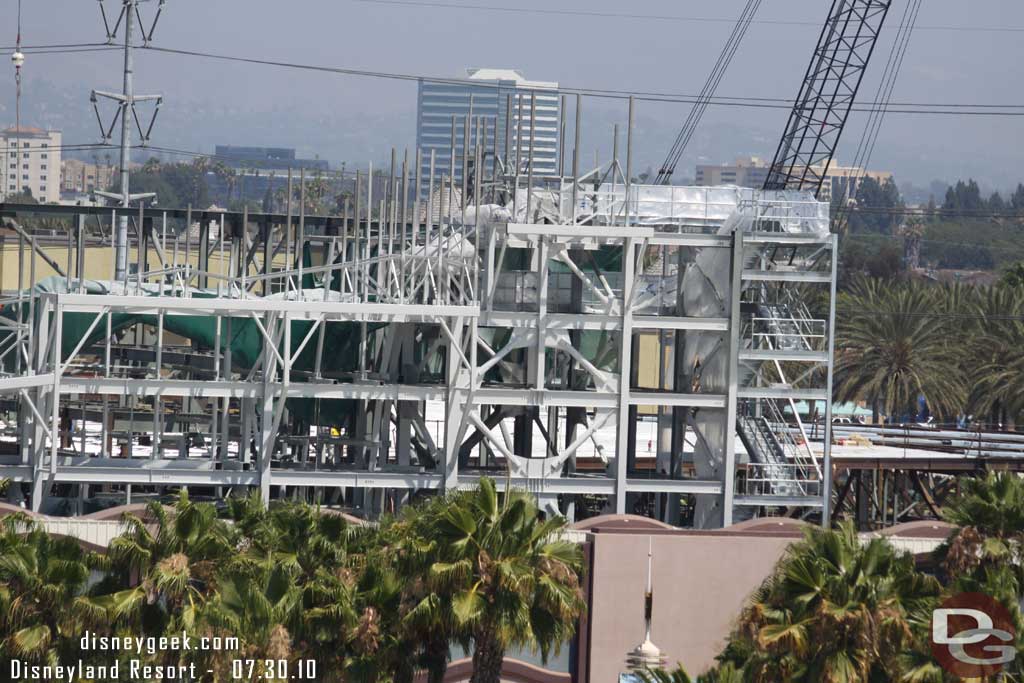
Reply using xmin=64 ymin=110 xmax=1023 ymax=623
xmin=834 ymin=278 xmax=966 ymax=422
xmin=199 ymin=563 xmax=306 ymax=682
xmin=427 ymin=477 xmax=585 ymax=683
xmin=98 ymin=490 xmax=236 ymax=640
xmin=226 ymin=495 xmax=377 ymax=681
xmin=637 ymin=663 xmax=744 ymax=683
xmin=638 ymin=666 xmax=695 ymax=683
xmin=931 ymin=472 xmax=1024 ymax=682
xmin=967 ymin=284 xmax=1024 ymax=428
xmin=380 ymin=494 xmax=466 ymax=683
xmin=0 ymin=514 xmax=107 ymax=666
xmin=719 ymin=522 xmax=941 ymax=683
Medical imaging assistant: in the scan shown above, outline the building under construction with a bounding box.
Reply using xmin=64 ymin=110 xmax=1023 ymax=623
xmin=0 ymin=103 xmax=840 ymax=529
xmin=2 ymin=0 xmax=1019 ymax=531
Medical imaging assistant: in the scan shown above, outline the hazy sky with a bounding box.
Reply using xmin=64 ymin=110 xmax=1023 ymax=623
xmin=4 ymin=0 xmax=1023 ymax=188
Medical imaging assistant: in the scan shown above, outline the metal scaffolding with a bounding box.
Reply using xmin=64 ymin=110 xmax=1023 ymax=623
xmin=0 ymin=101 xmax=838 ymax=528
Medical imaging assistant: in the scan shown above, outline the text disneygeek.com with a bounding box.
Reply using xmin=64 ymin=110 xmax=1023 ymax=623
xmin=9 ymin=630 xmax=241 ymax=681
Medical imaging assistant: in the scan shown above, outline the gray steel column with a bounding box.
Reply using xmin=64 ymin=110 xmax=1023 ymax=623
xmin=821 ymin=233 xmax=839 ymax=525
xmin=443 ymin=317 xmax=465 ymax=490
xmin=615 ymin=238 xmax=637 ymax=514
xmin=721 ymin=230 xmax=744 ymax=527
xmin=114 ymin=1 xmax=135 ymax=283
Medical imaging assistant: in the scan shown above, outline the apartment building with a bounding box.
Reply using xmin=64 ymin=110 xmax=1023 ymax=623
xmin=1 ymin=126 xmax=62 ymax=203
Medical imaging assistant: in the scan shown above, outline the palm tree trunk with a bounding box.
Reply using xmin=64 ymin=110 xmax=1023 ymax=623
xmin=424 ymin=634 xmax=449 ymax=683
xmin=469 ymin=628 xmax=505 ymax=683
xmin=392 ymin=658 xmax=415 ymax=683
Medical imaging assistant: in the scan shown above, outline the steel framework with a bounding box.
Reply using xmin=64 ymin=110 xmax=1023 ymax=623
xmin=0 ymin=100 xmax=838 ymax=527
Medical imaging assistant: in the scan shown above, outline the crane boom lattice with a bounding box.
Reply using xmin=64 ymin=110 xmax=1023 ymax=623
xmin=763 ymin=0 xmax=892 ymax=196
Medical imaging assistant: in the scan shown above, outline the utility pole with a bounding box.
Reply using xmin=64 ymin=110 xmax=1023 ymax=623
xmin=10 ymin=0 xmax=25 ymax=199
xmin=91 ymin=0 xmax=166 ymax=282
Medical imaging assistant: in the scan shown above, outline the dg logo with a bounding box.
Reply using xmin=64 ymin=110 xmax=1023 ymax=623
xmin=932 ymin=592 xmax=1018 ymax=678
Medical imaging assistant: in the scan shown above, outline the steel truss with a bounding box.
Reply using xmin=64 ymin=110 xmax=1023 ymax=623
xmin=0 ymin=103 xmax=838 ymax=527
xmin=763 ymin=0 xmax=893 ymax=196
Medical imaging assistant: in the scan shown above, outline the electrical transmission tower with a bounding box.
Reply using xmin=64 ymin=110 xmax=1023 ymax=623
xmin=91 ymin=0 xmax=166 ymax=281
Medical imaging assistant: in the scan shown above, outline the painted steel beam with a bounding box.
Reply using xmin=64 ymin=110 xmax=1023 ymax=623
xmin=741 ymin=270 xmax=832 ymax=283
xmin=473 ymin=388 xmax=620 ymax=409
xmin=0 ymin=373 xmax=56 ymax=393
xmin=59 ymin=378 xmax=444 ymax=402
xmin=0 ymin=465 xmax=32 ymax=481
xmin=626 ymin=478 xmax=722 ymax=494
xmin=734 ymin=494 xmax=824 ymax=508
xmin=738 ymin=387 xmax=828 ymax=400
xmin=745 ymin=232 xmax=833 ymax=245
xmin=646 ymin=234 xmax=731 ymax=248
xmin=632 ymin=316 xmax=729 ymax=331
xmin=51 ymin=465 xmax=259 ymax=486
xmin=506 ymin=223 xmax=655 ymax=240
xmin=740 ymin=349 xmax=829 ymax=362
xmin=272 ymin=470 xmax=443 ymax=489
xmin=629 ymin=392 xmax=726 ymax=408
xmin=52 ymin=293 xmax=479 ymax=321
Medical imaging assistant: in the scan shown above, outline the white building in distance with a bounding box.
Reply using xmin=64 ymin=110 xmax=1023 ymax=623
xmin=416 ymin=68 xmax=560 ymax=195
xmin=1 ymin=126 xmax=62 ymax=203
xmin=696 ymin=155 xmax=892 ymax=204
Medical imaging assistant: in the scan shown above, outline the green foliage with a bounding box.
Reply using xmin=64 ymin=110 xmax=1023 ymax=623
xmin=838 ymin=236 xmax=904 ymax=285
xmin=417 ymin=477 xmax=586 ymax=683
xmin=834 ymin=278 xmax=967 ymax=421
xmin=834 ymin=277 xmax=1024 ymax=426
xmin=0 ymin=482 xmax=585 ymax=683
xmin=1000 ymin=261 xmax=1024 ymax=288
xmin=839 ymin=176 xmax=903 ymax=235
xmin=110 ymin=158 xmax=211 ymax=208
xmin=714 ymin=522 xmax=942 ymax=683
xmin=935 ymin=472 xmax=1024 ymax=680
xmin=0 ymin=514 xmax=109 ymax=667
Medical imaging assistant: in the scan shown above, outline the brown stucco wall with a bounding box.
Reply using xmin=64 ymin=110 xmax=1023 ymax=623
xmin=585 ymin=529 xmax=797 ymax=681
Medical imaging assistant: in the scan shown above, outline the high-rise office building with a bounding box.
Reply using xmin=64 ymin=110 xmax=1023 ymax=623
xmin=1 ymin=126 xmax=62 ymax=203
xmin=416 ymin=68 xmax=560 ymax=194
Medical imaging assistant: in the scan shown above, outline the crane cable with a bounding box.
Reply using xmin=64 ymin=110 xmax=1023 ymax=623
xmin=834 ymin=0 xmax=924 ymax=233
xmin=654 ymin=0 xmax=762 ymax=185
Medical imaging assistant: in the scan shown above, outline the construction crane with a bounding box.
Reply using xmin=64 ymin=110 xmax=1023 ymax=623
xmin=763 ymin=0 xmax=893 ymax=196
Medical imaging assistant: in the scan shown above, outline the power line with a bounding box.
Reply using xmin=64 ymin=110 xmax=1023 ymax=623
xmin=834 ymin=0 xmax=922 ymax=232
xmin=656 ymin=0 xmax=762 ymax=183
xmin=0 ymin=42 xmax=110 ymax=50
xmin=19 ymin=46 xmax=122 ymax=55
xmin=141 ymin=45 xmax=1024 ymax=116
xmin=5 ymin=38 xmax=1023 ymax=113
xmin=354 ymin=0 xmax=1024 ymax=33
xmin=0 ymin=142 xmax=115 ymax=155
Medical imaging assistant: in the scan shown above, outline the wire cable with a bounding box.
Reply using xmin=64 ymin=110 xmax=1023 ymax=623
xmin=354 ymin=0 xmax=1024 ymax=33
xmin=834 ymin=0 xmax=923 ymax=232
xmin=656 ymin=0 xmax=762 ymax=184
xmin=141 ymin=45 xmax=1024 ymax=116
